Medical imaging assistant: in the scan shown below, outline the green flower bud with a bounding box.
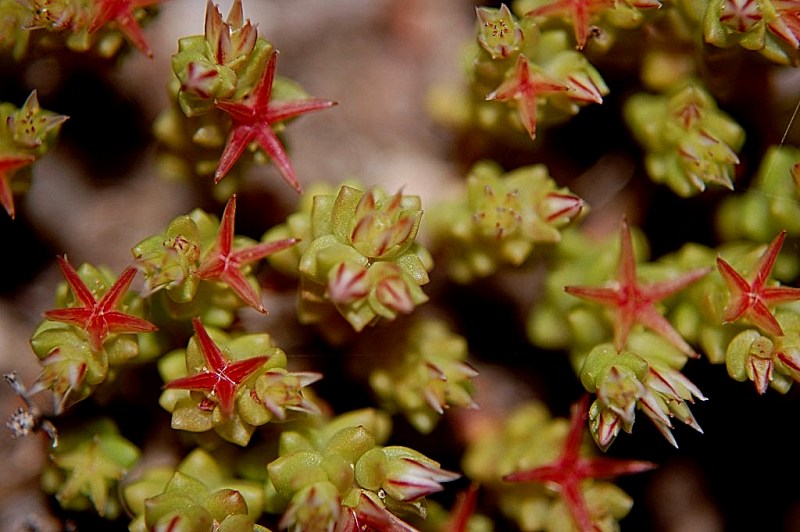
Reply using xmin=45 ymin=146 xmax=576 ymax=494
xmin=624 ymin=81 xmax=745 ymax=197
xmin=428 ymin=160 xmax=585 ymax=283
xmin=268 ymin=451 xmax=327 ymax=499
xmin=368 ymin=318 xmax=478 ymax=434
xmin=354 ymin=447 xmax=388 ymax=491
xmin=297 ymin=183 xmax=432 ymax=332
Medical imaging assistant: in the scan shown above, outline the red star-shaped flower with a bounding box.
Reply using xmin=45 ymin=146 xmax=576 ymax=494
xmin=195 ymin=194 xmax=298 ymax=313
xmin=486 ymin=53 xmax=569 ymax=140
xmin=164 ymin=317 xmax=269 ymax=418
xmin=214 ymin=49 xmax=337 ymax=192
xmin=716 ymin=230 xmax=800 ymax=337
xmin=565 ymin=217 xmax=711 ymax=357
xmin=43 ymin=256 xmax=158 ymax=353
xmin=89 ymin=0 xmax=161 ymax=57
xmin=504 ymin=394 xmax=657 ymax=532
xmin=0 ymin=153 xmax=35 ymax=219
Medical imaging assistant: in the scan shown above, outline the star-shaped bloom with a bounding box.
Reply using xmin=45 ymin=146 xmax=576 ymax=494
xmin=485 ymin=54 xmax=569 ymax=140
xmin=89 ymin=0 xmax=161 ymax=57
xmin=214 ymin=49 xmax=337 ymax=192
xmin=504 ymin=394 xmax=657 ymax=532
xmin=43 ymin=256 xmax=158 ymax=353
xmin=716 ymin=230 xmax=800 ymax=337
xmin=194 ymin=194 xmax=298 ymax=313
xmin=476 ymin=4 xmax=524 ymax=59
xmin=7 ymin=90 xmax=69 ymax=151
xmin=565 ymin=218 xmax=712 ymax=357
xmin=164 ymin=317 xmax=269 ymax=418
xmin=0 ymin=153 xmax=35 ymax=219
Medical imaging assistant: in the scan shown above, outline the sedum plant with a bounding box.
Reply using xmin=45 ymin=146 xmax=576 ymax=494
xmin=265 ymin=181 xmax=433 ymax=338
xmin=426 ymin=159 xmax=585 ymax=283
xmin=3 ymin=1 xmax=800 ymax=531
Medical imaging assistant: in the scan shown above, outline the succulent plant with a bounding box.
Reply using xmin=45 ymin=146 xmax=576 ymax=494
xmin=5 ymin=1 xmax=800 ymax=530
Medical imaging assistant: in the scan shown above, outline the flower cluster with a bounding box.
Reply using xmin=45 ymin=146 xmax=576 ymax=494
xmin=154 ymin=0 xmax=335 ymax=197
xmin=529 ymin=218 xmax=711 ymax=447
xmin=581 ymin=335 xmax=706 ymax=449
xmin=158 ymin=317 xmax=320 ymax=446
xmin=8 ymin=0 xmax=800 ymax=530
xmin=266 ymin=408 xmax=459 ymax=531
xmin=427 ymin=159 xmax=585 ymax=283
xmin=624 ymin=81 xmax=746 ymax=197
xmin=666 ymin=230 xmax=800 ymax=395
xmin=428 ymin=3 xmax=609 ymax=145
xmin=133 ymin=194 xmax=297 ymax=323
xmin=29 ymin=258 xmax=157 ymax=412
xmin=366 ymin=317 xmax=479 ymax=434
xmin=265 ymin=182 xmax=433 ymax=336
xmin=464 ymin=396 xmax=655 ymax=531
xmin=42 ymin=418 xmax=140 ymax=520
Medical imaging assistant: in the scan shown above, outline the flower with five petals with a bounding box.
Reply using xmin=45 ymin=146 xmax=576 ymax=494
xmin=716 ymin=230 xmax=800 ymax=337
xmin=525 ymin=0 xmax=616 ymax=49
xmin=43 ymin=256 xmax=158 ymax=353
xmin=1 ymin=90 xmax=68 ymax=218
xmin=195 ymin=194 xmax=298 ymax=313
xmin=565 ymin=217 xmax=712 ymax=358
xmin=504 ymin=394 xmax=656 ymax=531
xmin=163 ymin=317 xmax=269 ymax=418
xmin=486 ymin=53 xmax=569 ymax=140
xmin=214 ymin=49 xmax=337 ymax=192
